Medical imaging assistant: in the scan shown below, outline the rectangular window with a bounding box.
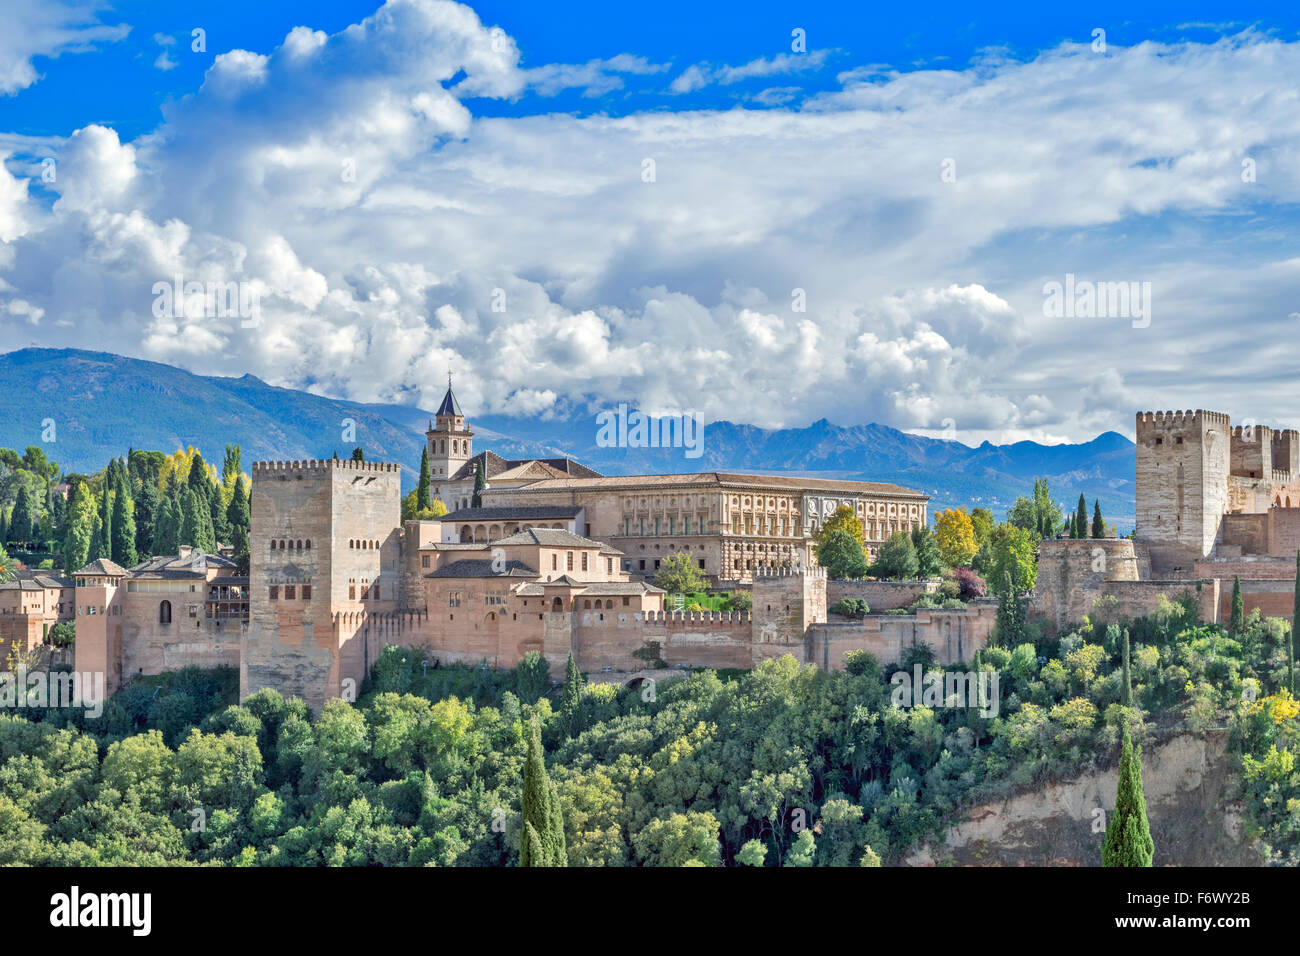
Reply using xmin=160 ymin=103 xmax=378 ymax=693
xmin=685 ymin=517 xmax=691 ymax=535
xmin=302 ymin=585 xmax=312 ymax=600
xmin=285 ymin=585 xmax=296 ymax=600
xmin=269 ymin=586 xmax=279 ymax=601
xmin=639 ymin=560 xmax=646 ymax=570
xmin=449 ymin=591 xmax=462 ymax=608
xmin=373 ymin=585 xmax=380 ymax=600
xmin=698 ymin=559 xmax=706 ymax=569
xmin=421 ymin=555 xmax=430 ymax=568
xmin=348 ymin=585 xmax=355 ymax=600
xmin=623 ymin=597 xmax=630 ymax=606
xmin=567 ymin=551 xmax=574 ymax=571
xmin=581 ymin=552 xmax=588 ymax=571
xmin=552 ymin=554 xmax=557 ymax=570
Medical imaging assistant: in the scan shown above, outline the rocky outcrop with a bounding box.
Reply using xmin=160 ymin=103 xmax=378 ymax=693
xmin=905 ymin=731 xmax=1259 ymax=866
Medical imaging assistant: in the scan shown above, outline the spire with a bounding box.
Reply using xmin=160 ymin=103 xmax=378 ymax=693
xmin=436 ymin=372 xmax=463 ymax=418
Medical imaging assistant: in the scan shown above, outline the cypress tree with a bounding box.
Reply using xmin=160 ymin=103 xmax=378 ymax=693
xmin=1102 ymin=726 xmax=1154 ymax=867
xmin=1076 ymin=494 xmax=1088 ymax=541
xmin=7 ymin=486 xmax=31 ymax=545
xmin=560 ymin=652 xmax=584 ymax=738
xmin=209 ymin=483 xmax=229 ymax=545
xmin=99 ymin=481 xmax=112 ymax=562
xmin=87 ymin=493 xmax=106 ymax=563
xmin=546 ymin=779 xmax=568 ymax=867
xmin=180 ymin=489 xmax=201 ymax=549
xmin=1292 ymin=550 xmax=1300 ymax=695
xmin=1121 ymin=628 xmax=1132 ymax=707
xmin=519 ymin=716 xmax=566 ymax=866
xmin=0 ymin=508 xmax=7 ymax=546
xmin=1230 ymin=575 xmax=1244 ymax=636
xmin=227 ymin=475 xmax=251 ymax=556
xmin=417 ymin=447 xmax=431 ymax=511
xmin=155 ymin=497 xmax=180 ymax=555
xmin=62 ymin=484 xmax=94 ymax=575
xmin=472 ymin=459 xmax=486 ymax=508
xmin=1091 ymin=500 xmax=1105 ymax=538
xmin=134 ymin=474 xmax=159 ymax=558
xmin=110 ymin=471 xmax=137 ymax=567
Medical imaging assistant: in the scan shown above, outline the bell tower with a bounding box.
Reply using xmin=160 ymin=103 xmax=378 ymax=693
xmin=426 ymin=375 xmax=473 ymax=487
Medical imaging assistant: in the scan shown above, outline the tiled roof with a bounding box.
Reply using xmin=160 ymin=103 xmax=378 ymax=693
xmin=489 ymin=471 xmax=925 ymax=497
xmin=515 ymin=580 xmax=662 ymax=596
xmin=492 ymin=528 xmax=620 ymax=550
xmin=435 ymin=385 xmax=463 ymax=418
xmin=425 ymin=559 xmax=539 ymax=579
xmin=76 ymin=558 xmax=128 ymax=577
xmin=441 ymin=505 xmax=583 ymax=521
xmin=129 ymin=551 xmax=237 ymax=577
xmin=444 ymin=450 xmax=603 ymax=483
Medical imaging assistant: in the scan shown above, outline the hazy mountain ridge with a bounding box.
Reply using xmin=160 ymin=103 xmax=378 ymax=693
xmin=0 ymin=348 xmax=1137 ymax=528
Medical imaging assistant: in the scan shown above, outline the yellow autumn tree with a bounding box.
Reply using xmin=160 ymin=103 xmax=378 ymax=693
xmin=934 ymin=508 xmax=977 ymax=567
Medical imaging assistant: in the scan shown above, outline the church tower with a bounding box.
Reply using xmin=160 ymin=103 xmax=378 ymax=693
xmin=426 ymin=377 xmax=473 ymax=486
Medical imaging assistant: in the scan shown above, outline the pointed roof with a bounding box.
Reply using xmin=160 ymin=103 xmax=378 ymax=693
xmin=435 ymin=377 xmax=463 ymax=418
xmin=76 ymin=558 xmax=127 ymax=577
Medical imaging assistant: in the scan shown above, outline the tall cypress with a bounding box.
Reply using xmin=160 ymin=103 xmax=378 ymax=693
xmin=519 ymin=716 xmax=566 ymax=866
xmin=110 ymin=470 xmax=137 ymax=567
xmin=417 ymin=447 xmax=431 ymax=511
xmin=227 ymin=475 xmax=251 ymax=557
xmin=1075 ymin=494 xmax=1088 ymax=541
xmin=472 ymin=458 xmax=486 ymax=508
xmin=1121 ymin=628 xmax=1132 ymax=707
xmin=560 ymin=652 xmax=584 ymax=738
xmin=1292 ymin=550 xmax=1300 ymax=695
xmin=1102 ymin=726 xmax=1154 ymax=867
xmin=7 ymin=486 xmax=31 ymax=545
xmin=1230 ymin=575 xmax=1244 ymax=636
xmin=99 ymin=481 xmax=112 ymax=563
xmin=155 ymin=497 xmax=180 ymax=556
xmin=1091 ymin=500 xmax=1105 ymax=538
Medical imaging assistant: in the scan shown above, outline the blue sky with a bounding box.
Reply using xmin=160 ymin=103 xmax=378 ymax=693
xmin=2 ymin=0 xmax=1300 ymax=445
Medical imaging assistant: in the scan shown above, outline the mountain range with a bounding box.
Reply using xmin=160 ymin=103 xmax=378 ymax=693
xmin=0 ymin=348 xmax=1138 ymax=529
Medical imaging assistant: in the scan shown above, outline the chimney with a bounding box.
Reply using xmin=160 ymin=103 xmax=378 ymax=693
xmin=178 ymin=545 xmax=193 ymax=559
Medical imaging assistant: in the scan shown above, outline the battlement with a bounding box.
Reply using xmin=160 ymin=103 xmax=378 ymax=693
xmin=1136 ymin=409 xmax=1231 ymax=430
xmin=1272 ymin=429 xmax=1299 ymax=444
xmin=753 ymin=566 xmax=827 ymax=579
xmin=252 ymin=458 xmax=402 ymax=477
xmin=1233 ymin=424 xmax=1274 ymax=441
xmin=639 ymin=609 xmax=752 ymax=624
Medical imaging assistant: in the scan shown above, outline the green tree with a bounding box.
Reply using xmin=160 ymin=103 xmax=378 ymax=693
xmin=472 ymin=459 xmax=486 ymax=508
xmin=110 ymin=471 xmax=137 ymax=567
xmin=910 ymin=524 xmax=942 ymax=578
xmin=7 ymin=485 xmax=32 ymax=545
xmin=994 ymin=570 xmax=1026 ymax=647
xmin=1091 ymin=500 xmax=1105 ymax=539
xmin=1076 ymin=494 xmax=1088 ymax=542
xmin=651 ymin=551 xmax=708 ymax=594
xmin=1230 ymin=575 xmax=1244 ymax=637
xmin=1293 ymin=551 xmax=1300 ymax=695
xmin=133 ymin=474 xmax=159 ymax=558
xmin=154 ymin=496 xmax=180 ymax=556
xmin=222 ymin=444 xmax=242 ymax=483
xmin=417 ymin=447 xmax=431 ymax=511
xmin=1008 ymin=478 xmax=1062 ymax=537
xmin=226 ymin=475 xmax=251 ymax=557
xmin=559 ymin=652 xmax=584 ymax=738
xmin=812 ymin=505 xmax=865 ymax=550
xmin=872 ymin=531 xmax=918 ymax=580
xmin=519 ymin=717 xmax=566 ymax=866
xmin=816 ymin=528 xmax=869 ymax=579
xmin=62 ymin=484 xmax=95 ymax=574
xmin=351 ymin=448 xmax=364 ymax=461
xmin=515 ymin=651 xmax=550 ymax=704
xmin=1121 ymin=627 xmax=1132 ymax=706
xmin=1102 ymin=727 xmax=1154 ymax=867
xmin=989 ymin=523 xmax=1037 ymax=594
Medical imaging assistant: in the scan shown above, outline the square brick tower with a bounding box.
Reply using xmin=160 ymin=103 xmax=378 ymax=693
xmin=242 ymin=458 xmax=401 ymax=711
xmin=1135 ymin=410 xmax=1231 ymax=567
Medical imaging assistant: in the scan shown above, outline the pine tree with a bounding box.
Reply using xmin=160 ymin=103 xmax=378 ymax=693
xmin=110 ymin=471 xmax=137 ymax=567
xmin=222 ymin=444 xmax=242 ymax=483
xmin=188 ymin=452 xmax=211 ymax=495
xmin=559 ymin=652 xmax=584 ymax=738
xmin=417 ymin=447 xmax=431 ymax=511
xmin=472 ymin=459 xmax=486 ymax=508
xmin=1076 ymin=494 xmax=1087 ymax=541
xmin=1102 ymin=726 xmax=1154 ymax=866
xmin=1121 ymin=627 xmax=1132 ymax=707
xmin=1230 ymin=575 xmax=1244 ymax=636
xmin=1091 ymin=500 xmax=1105 ymax=538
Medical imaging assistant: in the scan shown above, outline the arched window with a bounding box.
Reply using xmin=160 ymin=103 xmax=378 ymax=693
xmin=270 ymin=540 xmax=277 ymax=550
xmin=159 ymin=600 xmax=172 ymax=624
xmin=552 ymin=597 xmax=563 ymax=612
xmin=583 ymin=600 xmax=591 ymax=609
xmin=305 ymin=540 xmax=311 ymax=549
xmin=296 ymin=540 xmax=302 ymax=550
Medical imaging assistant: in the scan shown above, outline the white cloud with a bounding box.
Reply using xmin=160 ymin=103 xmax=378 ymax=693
xmin=4 ymin=5 xmax=1300 ymax=443
xmin=0 ymin=0 xmax=129 ymax=95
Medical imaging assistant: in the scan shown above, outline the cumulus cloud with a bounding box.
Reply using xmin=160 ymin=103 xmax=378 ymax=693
xmin=0 ymin=0 xmax=129 ymax=95
xmin=3 ymin=3 xmax=1300 ymax=443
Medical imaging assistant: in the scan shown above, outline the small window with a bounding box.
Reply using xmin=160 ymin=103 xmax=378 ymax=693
xmin=422 ymin=555 xmax=431 ymax=568
xmin=348 ymin=585 xmax=356 ymax=600
xmin=622 ymin=597 xmax=630 ymax=606
xmin=269 ymin=586 xmax=279 ymax=601
xmin=285 ymin=585 xmax=296 ymax=600
xmin=373 ymin=585 xmax=381 ymax=600
xmin=159 ymin=600 xmax=172 ymax=624
xmin=567 ymin=551 xmax=574 ymax=571
xmin=581 ymin=552 xmax=588 ymax=571
xmin=302 ymin=585 xmax=312 ymax=600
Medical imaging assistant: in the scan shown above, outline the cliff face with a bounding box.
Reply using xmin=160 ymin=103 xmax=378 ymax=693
xmin=905 ymin=732 xmax=1260 ymax=866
